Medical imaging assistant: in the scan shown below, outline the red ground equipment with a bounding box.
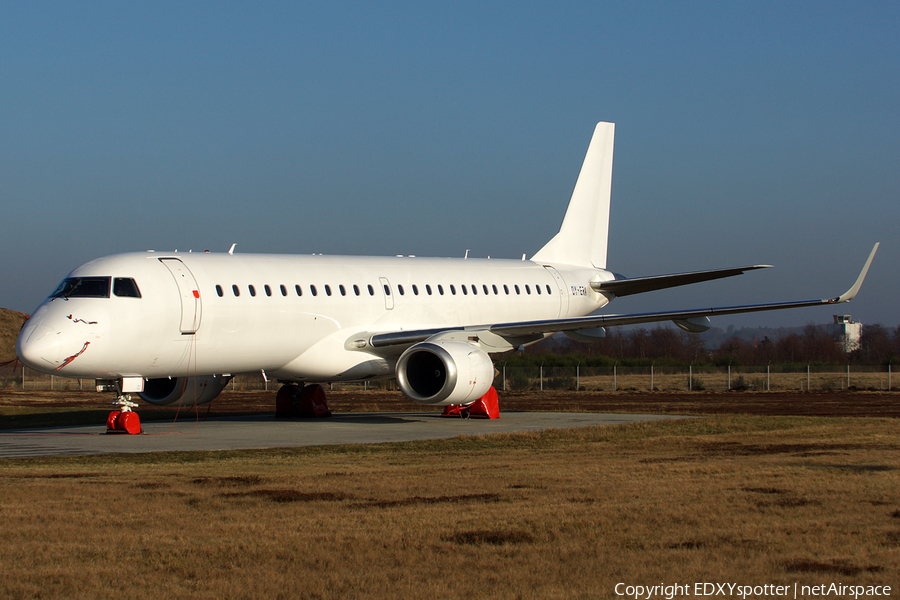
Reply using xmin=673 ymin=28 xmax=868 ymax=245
xmin=441 ymin=386 xmax=499 ymax=419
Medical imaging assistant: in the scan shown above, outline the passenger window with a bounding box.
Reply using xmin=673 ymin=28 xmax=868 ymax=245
xmin=535 ymin=285 xmax=541 ymax=295
xmin=461 ymin=285 xmax=467 ymax=295
xmin=368 ymin=284 xmax=375 ymax=295
xmin=412 ymin=284 xmax=419 ymax=295
xmin=546 ymin=285 xmax=552 ymax=294
xmin=280 ymin=285 xmax=287 ymax=296
xmin=492 ymin=285 xmax=498 ymax=295
xmin=383 ymin=284 xmax=391 ymax=296
xmin=339 ymin=285 xmax=346 ymax=296
xmin=438 ymin=285 xmax=444 ymax=295
xmin=232 ymin=285 xmax=240 ymax=297
xmin=398 ymin=285 xmax=404 ymax=295
xmin=325 ymin=285 xmax=332 ymax=296
xmin=113 ymin=278 xmax=141 ymax=298
xmin=295 ymin=284 xmax=302 ymax=297
xmin=426 ymin=284 xmax=432 ymax=295
xmin=215 ymin=285 xmax=224 ymax=297
xmin=483 ymin=285 xmax=489 ymax=295
xmin=503 ymin=284 xmax=509 ymax=295
xmin=353 ymin=284 xmax=360 ymax=296
xmin=514 ymin=285 xmax=520 ymax=295
xmin=310 ymin=285 xmax=318 ymax=296
xmin=265 ymin=285 xmax=272 ymax=297
xmin=249 ymin=285 xmax=256 ymax=297
xmin=450 ymin=285 xmax=456 ymax=295
xmin=525 ymin=285 xmax=531 ymax=294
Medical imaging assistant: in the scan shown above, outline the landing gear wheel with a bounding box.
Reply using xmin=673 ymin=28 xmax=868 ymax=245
xmin=275 ymin=383 xmax=332 ymax=418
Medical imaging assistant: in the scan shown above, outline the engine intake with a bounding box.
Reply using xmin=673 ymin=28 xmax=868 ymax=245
xmin=138 ymin=375 xmax=231 ymax=406
xmin=396 ymin=340 xmax=493 ymax=405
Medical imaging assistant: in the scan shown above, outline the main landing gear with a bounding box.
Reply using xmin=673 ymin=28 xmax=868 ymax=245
xmin=275 ymin=383 xmax=500 ymax=419
xmin=275 ymin=383 xmax=333 ymax=418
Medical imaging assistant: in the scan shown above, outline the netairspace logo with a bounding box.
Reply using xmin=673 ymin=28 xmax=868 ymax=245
xmin=614 ymin=582 xmax=893 ymax=600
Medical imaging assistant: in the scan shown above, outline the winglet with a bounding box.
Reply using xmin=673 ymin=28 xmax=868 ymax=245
xmin=832 ymin=243 xmax=879 ymax=303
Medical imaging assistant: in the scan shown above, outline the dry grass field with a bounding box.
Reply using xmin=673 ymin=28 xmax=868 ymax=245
xmin=0 ymin=307 xmax=28 ymax=363
xmin=1 ymin=389 xmax=898 ymax=599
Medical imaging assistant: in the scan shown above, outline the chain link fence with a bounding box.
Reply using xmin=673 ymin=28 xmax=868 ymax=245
xmin=2 ymin=363 xmax=895 ymax=393
xmin=496 ymin=364 xmax=896 ymax=392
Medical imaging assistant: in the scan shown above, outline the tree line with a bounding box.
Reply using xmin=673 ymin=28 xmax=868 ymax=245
xmin=508 ymin=323 xmax=900 ymax=368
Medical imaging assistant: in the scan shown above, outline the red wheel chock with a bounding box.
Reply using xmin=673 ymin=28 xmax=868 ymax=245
xmin=441 ymin=386 xmax=499 ymax=419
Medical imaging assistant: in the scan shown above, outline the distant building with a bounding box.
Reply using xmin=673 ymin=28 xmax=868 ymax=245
xmin=830 ymin=315 xmax=862 ymax=352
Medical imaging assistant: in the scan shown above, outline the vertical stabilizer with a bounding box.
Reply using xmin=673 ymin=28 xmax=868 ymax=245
xmin=532 ymin=122 xmax=614 ymax=269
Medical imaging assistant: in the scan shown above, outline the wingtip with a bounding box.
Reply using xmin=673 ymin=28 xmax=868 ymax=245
xmin=835 ymin=243 xmax=879 ymax=303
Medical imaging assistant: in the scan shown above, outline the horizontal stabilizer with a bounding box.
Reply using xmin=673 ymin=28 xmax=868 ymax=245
xmin=493 ymin=244 xmax=878 ymax=337
xmin=592 ymin=265 xmax=772 ymax=297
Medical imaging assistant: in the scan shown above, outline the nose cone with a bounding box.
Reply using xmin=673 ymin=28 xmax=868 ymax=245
xmin=17 ymin=319 xmax=64 ymax=372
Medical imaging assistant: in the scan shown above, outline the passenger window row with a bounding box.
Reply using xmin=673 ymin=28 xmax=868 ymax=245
xmin=214 ymin=282 xmax=555 ymax=299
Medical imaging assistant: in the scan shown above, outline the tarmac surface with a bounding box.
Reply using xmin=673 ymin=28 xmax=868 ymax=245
xmin=0 ymin=411 xmax=683 ymax=459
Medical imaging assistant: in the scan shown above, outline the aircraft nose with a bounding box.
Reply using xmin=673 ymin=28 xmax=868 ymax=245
xmin=16 ymin=322 xmax=63 ymax=371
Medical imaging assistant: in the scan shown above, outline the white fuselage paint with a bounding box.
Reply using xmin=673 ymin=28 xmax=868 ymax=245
xmin=17 ymin=251 xmax=611 ymax=383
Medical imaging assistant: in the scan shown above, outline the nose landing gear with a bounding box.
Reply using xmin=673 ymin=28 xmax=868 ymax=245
xmin=106 ymin=395 xmax=142 ymax=434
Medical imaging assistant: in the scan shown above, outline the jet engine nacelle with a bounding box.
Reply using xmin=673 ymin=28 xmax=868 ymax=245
xmin=138 ymin=375 xmax=232 ymax=406
xmin=395 ymin=340 xmax=494 ymax=406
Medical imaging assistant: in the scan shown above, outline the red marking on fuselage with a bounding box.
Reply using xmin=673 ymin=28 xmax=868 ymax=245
xmin=57 ymin=342 xmax=90 ymax=371
xmin=67 ymin=314 xmax=98 ymax=325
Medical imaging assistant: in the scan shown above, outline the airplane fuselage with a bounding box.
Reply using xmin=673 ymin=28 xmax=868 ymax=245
xmin=17 ymin=251 xmax=610 ymax=383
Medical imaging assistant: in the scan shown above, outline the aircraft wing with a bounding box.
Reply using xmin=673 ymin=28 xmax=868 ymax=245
xmin=592 ymin=265 xmax=771 ymax=297
xmin=367 ymin=243 xmax=878 ymax=351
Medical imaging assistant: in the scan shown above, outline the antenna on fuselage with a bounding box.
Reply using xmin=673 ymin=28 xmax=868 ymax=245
xmin=228 ymin=243 xmax=236 ymax=255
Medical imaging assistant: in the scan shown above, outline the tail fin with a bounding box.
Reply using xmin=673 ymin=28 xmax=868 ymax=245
xmin=531 ymin=122 xmax=614 ymax=269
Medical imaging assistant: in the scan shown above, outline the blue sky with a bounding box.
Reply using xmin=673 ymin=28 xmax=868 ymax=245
xmin=2 ymin=1 xmax=897 ymax=329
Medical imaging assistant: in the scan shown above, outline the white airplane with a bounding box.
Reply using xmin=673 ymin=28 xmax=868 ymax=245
xmin=16 ymin=123 xmax=878 ymax=410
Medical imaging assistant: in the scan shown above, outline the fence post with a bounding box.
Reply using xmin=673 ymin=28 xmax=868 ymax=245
xmin=767 ymin=363 xmax=770 ymax=392
xmin=576 ymin=363 xmax=580 ymax=391
xmin=650 ymin=362 xmax=654 ymax=392
xmin=613 ymin=363 xmax=617 ymax=392
xmin=807 ymin=363 xmax=810 ymax=392
xmin=847 ymin=364 xmax=850 ymax=390
xmin=689 ymin=363 xmax=692 ymax=391
xmin=727 ymin=364 xmax=731 ymax=391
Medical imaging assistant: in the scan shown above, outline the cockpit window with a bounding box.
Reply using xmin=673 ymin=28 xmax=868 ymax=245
xmin=51 ymin=277 xmax=111 ymax=299
xmin=113 ymin=278 xmax=142 ymax=298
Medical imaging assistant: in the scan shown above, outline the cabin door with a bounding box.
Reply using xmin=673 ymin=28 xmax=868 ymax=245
xmin=160 ymin=258 xmax=202 ymax=333
xmin=378 ymin=277 xmax=394 ymax=310
xmin=542 ymin=265 xmax=570 ymax=318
